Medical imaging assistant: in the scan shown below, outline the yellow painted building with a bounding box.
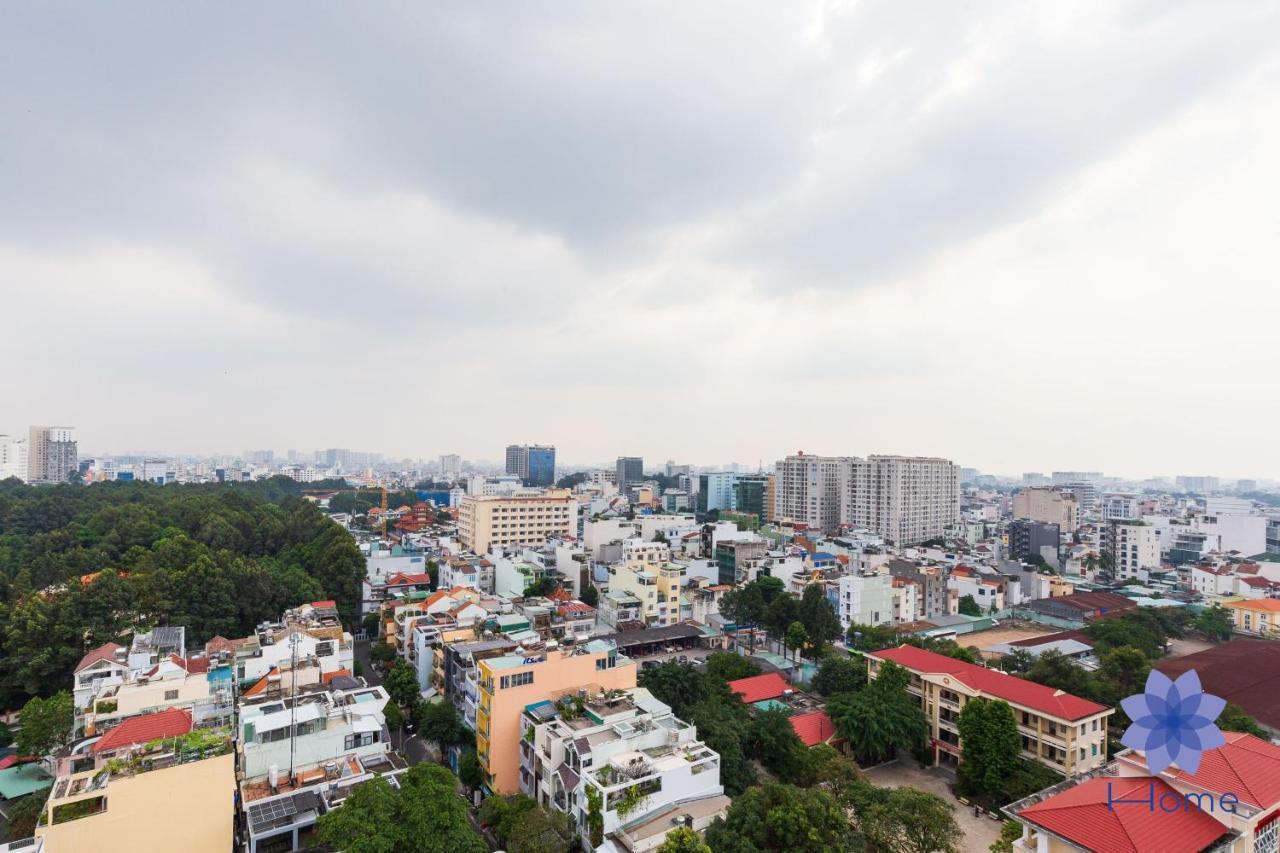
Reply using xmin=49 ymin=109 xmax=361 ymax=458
xmin=458 ymin=490 xmax=576 ymax=554
xmin=607 ymin=561 xmax=686 ymax=627
xmin=1225 ymin=599 xmax=1280 ymax=637
xmin=477 ymin=640 xmax=637 ymax=794
xmin=868 ymin=645 xmax=1112 ymax=776
xmin=37 ymin=752 xmax=235 ymax=853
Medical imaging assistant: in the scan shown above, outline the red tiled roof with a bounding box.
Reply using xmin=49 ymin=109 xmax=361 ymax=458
xmin=321 ymin=668 xmax=352 ymax=684
xmin=869 ymin=645 xmax=1109 ymax=721
xmin=1226 ymin=599 xmax=1280 ymax=613
xmin=310 ymin=600 xmax=337 ymax=609
xmin=1164 ymin=732 xmax=1280 ymax=809
xmin=0 ymin=755 xmax=36 ymax=770
xmin=243 ymin=668 xmax=276 ymax=697
xmin=1018 ymin=776 xmax=1231 ymax=853
xmin=1239 ymin=576 xmax=1274 ymax=589
xmin=558 ymin=602 xmax=596 ymax=615
xmin=75 ymin=642 xmax=125 ymax=673
xmin=386 ymin=572 xmax=432 ymax=586
xmin=790 ymin=710 xmax=837 ymax=747
xmin=728 ymin=672 xmax=792 ymax=704
xmin=1156 ymin=640 xmax=1280 ymax=730
xmin=93 ymin=708 xmax=192 ymax=753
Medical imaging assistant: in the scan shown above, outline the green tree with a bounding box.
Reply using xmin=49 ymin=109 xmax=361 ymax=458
xmin=990 ymin=820 xmax=1023 ymax=853
xmin=580 ymin=584 xmax=600 ymax=607
xmin=798 ymin=584 xmax=842 ymax=657
xmin=765 ymin=594 xmax=800 ymax=639
xmin=998 ymin=649 xmax=1035 ymax=675
xmin=1095 ymin=646 xmax=1150 ymax=704
xmin=316 ymin=777 xmax=402 ymax=853
xmin=639 ymin=661 xmax=731 ymax=719
xmin=385 ymin=659 xmax=421 ymax=707
xmin=720 ymin=584 xmax=766 ymax=653
xmin=4 ymin=788 xmax=47 ymax=838
xmin=704 ymin=783 xmax=860 ymax=853
xmin=786 ymin=620 xmax=809 ymax=662
xmin=416 ymin=700 xmax=463 ymax=751
xmin=1024 ymin=650 xmax=1096 ymax=700
xmin=396 ymin=763 xmax=488 ymax=852
xmin=956 ymin=698 xmax=1020 ymax=803
xmin=458 ymin=747 xmax=484 ymax=789
xmin=958 ymin=595 xmax=982 ymax=617
xmin=861 ymin=786 xmax=962 ymax=853
xmin=1218 ymin=702 xmax=1268 ymax=737
xmin=657 ymin=826 xmax=712 ymax=853
xmin=586 ymin=785 xmax=605 ymax=848
xmin=749 ymin=708 xmax=808 ymax=778
xmin=827 ymin=662 xmax=927 ymax=765
xmin=686 ymin=699 xmax=757 ymax=795
xmin=846 ymin=622 xmax=902 ymax=651
xmin=16 ymin=691 xmax=74 ymax=757
xmin=369 ymin=642 xmax=396 ymax=664
xmin=383 ymin=699 xmax=404 ymax=734
xmin=811 ymin=655 xmax=867 ymax=697
xmin=1195 ymin=605 xmax=1234 ymax=641
xmin=704 ymin=652 xmax=760 ymax=684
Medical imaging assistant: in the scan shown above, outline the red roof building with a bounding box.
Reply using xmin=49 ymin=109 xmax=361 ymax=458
xmin=727 ymin=672 xmax=793 ymax=705
xmin=869 ymin=645 xmax=1110 ymax=720
xmin=789 ymin=710 xmax=837 ymax=747
xmin=92 ymin=708 xmax=192 ymax=753
xmin=75 ymin=641 xmax=125 ymax=673
xmin=867 ymin=645 xmax=1112 ymax=777
xmin=1014 ymin=776 xmax=1233 ymax=853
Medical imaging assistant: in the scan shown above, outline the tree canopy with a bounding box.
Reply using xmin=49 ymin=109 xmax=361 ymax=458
xmin=956 ymin=698 xmax=1020 ymax=804
xmin=826 ymin=661 xmax=928 ymax=765
xmin=317 ymin=764 xmax=485 ymax=853
xmin=0 ymin=478 xmax=364 ymax=707
xmin=811 ymin=655 xmax=867 ymax=697
xmin=704 ymin=783 xmax=860 ymax=853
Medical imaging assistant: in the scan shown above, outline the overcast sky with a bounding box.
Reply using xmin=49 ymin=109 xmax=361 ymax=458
xmin=4 ymin=2 xmax=1280 ymax=478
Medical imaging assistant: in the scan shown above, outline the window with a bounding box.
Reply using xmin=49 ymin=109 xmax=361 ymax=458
xmin=1091 ymin=744 xmax=1099 ymax=756
xmin=164 ymin=689 xmax=179 ymax=701
xmin=344 ymin=731 xmax=377 ymax=750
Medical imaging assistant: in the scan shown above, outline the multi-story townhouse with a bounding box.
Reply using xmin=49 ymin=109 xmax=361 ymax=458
xmin=832 ymin=572 xmax=894 ymax=629
xmin=238 ymin=678 xmax=392 ymax=781
xmin=867 ymin=646 xmax=1111 ymax=776
xmin=520 ymin=687 xmax=728 ymax=851
xmin=608 ymin=562 xmax=688 ymax=627
xmin=1105 ymin=520 xmax=1161 ymax=580
xmin=1013 ymin=488 xmax=1080 ymax=533
xmin=476 ymin=640 xmax=637 ymax=794
xmin=232 ymin=603 xmax=354 ymax=687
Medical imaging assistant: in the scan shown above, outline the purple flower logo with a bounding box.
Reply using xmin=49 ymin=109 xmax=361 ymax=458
xmin=1120 ymin=669 xmax=1226 ymax=775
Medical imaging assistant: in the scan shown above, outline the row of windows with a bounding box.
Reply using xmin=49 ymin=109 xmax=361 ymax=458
xmin=500 ymin=671 xmax=535 ymax=690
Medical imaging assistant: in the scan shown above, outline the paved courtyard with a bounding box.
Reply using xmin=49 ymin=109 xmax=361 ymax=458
xmin=1167 ymin=637 xmax=1215 ymax=658
xmin=863 ymin=757 xmax=1003 ymax=850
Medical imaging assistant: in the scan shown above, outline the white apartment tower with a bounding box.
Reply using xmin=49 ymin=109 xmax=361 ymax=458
xmin=842 ymin=456 xmax=961 ymax=545
xmin=776 ymin=453 xmax=959 ymax=543
xmin=0 ymin=435 xmax=29 ymax=482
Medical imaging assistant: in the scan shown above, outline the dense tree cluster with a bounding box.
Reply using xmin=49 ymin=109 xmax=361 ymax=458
xmin=317 ymin=763 xmax=486 ymax=853
xmin=720 ymin=577 xmax=842 ymax=660
xmin=0 ymin=477 xmax=364 ymax=707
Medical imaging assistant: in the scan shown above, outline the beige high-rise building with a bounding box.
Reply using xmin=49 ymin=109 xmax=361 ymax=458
xmin=842 ymin=455 xmax=960 ymax=545
xmin=775 ymin=453 xmax=959 ymax=543
xmin=458 ymin=489 xmax=576 ymax=554
xmin=1013 ymin=487 xmax=1079 ymax=533
xmin=774 ymin=454 xmax=846 ymax=532
xmin=28 ymin=425 xmax=78 ymax=484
